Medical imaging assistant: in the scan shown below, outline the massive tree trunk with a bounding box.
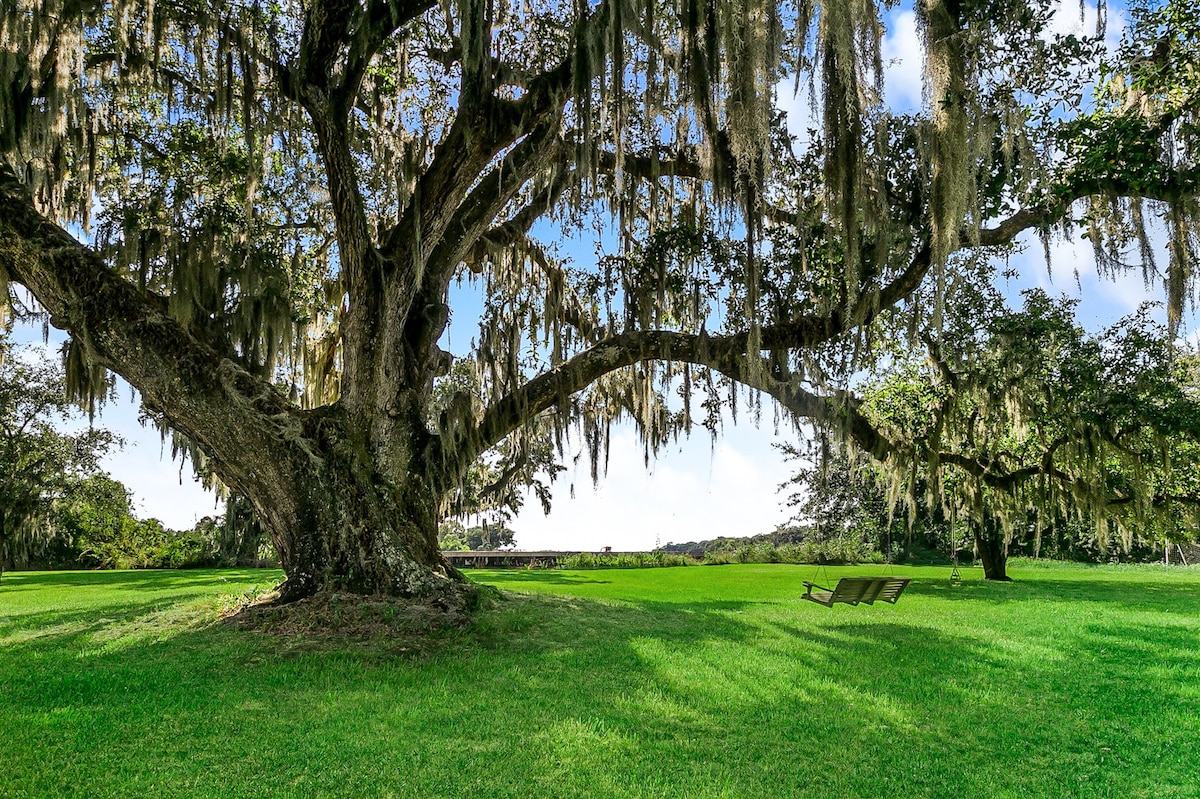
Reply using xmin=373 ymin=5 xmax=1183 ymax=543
xmin=0 ymin=0 xmax=575 ymax=604
xmin=972 ymin=519 xmax=1011 ymax=581
xmin=236 ymin=406 xmax=461 ymax=602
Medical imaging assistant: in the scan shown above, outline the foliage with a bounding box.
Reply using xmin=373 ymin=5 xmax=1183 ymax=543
xmin=658 ymin=522 xmax=885 ymax=566
xmin=436 ymin=519 xmax=471 ymax=552
xmin=205 ymin=495 xmax=277 ymax=568
xmin=778 ymin=443 xmax=915 ymax=561
xmin=557 ymin=550 xmax=695 ymax=569
xmin=52 ymin=473 xmax=209 ymax=569
xmin=43 ymin=475 xmax=276 ymax=570
xmin=53 ymin=473 xmax=141 ymax=568
xmin=0 ymin=340 xmax=117 ymax=580
xmin=437 ymin=518 xmax=517 ymax=551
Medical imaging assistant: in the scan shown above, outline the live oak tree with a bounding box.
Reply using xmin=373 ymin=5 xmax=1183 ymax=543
xmin=2 ymin=0 xmax=1198 ymax=600
xmin=849 ymin=286 xmax=1200 ymax=580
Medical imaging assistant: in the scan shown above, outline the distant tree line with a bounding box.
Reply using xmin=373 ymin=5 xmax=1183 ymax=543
xmin=0 ymin=338 xmax=275 ymax=578
xmin=3 ymin=471 xmax=276 ymax=575
xmin=436 ymin=519 xmax=517 ymax=552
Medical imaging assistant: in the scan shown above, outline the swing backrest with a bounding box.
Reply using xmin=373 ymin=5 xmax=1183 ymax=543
xmin=858 ymin=578 xmax=887 ymax=604
xmin=803 ymin=577 xmax=873 ymax=606
xmin=874 ymin=577 xmax=910 ymax=604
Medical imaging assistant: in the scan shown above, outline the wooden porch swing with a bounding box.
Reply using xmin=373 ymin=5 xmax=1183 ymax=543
xmin=801 ymin=576 xmax=910 ymax=607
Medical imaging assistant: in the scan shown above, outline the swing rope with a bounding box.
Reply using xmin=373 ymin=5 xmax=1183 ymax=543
xmin=808 ymin=560 xmax=833 ymax=591
xmin=949 ymin=528 xmax=962 ymax=587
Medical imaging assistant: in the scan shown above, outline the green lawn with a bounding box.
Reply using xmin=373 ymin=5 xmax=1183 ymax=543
xmin=2 ymin=562 xmax=1198 ymax=798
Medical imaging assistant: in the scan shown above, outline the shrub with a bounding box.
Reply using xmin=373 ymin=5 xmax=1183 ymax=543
xmin=557 ymin=551 xmax=695 ymax=569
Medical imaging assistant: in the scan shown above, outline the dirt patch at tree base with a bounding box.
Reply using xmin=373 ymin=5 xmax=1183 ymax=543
xmin=222 ymin=583 xmax=497 ymax=646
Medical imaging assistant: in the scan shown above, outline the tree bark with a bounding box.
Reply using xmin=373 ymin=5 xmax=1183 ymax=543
xmin=972 ymin=521 xmax=1011 ymax=581
xmin=244 ymin=406 xmax=463 ymax=602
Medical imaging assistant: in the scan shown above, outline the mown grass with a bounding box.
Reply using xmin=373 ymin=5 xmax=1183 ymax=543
xmin=2 ymin=562 xmax=1198 ymax=798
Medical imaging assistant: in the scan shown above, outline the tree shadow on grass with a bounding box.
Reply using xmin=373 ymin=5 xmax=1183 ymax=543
xmin=902 ymin=574 xmax=1200 ymax=613
xmin=762 ymin=614 xmax=1198 ymax=796
xmin=1 ymin=568 xmax=278 ymax=593
xmin=0 ymin=592 xmax=229 ymax=648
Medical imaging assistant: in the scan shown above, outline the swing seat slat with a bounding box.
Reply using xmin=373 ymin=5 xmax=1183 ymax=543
xmin=802 ymin=577 xmax=910 ymax=607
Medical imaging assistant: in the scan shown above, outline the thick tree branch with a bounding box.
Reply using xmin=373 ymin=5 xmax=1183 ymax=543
xmin=976 ymin=167 xmax=1200 ymax=247
xmin=477 ymin=455 xmax=529 ymax=502
xmin=471 ymin=142 xmax=704 ymax=262
xmin=0 ymin=164 xmax=314 ymax=504
xmin=594 ymin=147 xmax=706 ymax=182
xmin=342 ymin=0 xmax=438 ymax=104
xmin=1109 ymin=492 xmax=1200 ymax=508
xmin=438 ymin=146 xmax=1200 ymax=492
xmin=299 ymin=0 xmax=356 ymax=88
xmin=749 ymin=377 xmax=1145 ymax=513
xmin=305 ymin=102 xmax=385 ymax=415
xmin=488 ymin=151 xmax=583 ymax=245
xmin=423 ymin=123 xmax=564 ymax=292
xmin=436 ymin=235 xmax=937 ymax=484
xmin=376 ymin=123 xmax=566 ymax=412
xmin=290 ymin=2 xmax=392 ymax=415
xmin=383 ymin=0 xmax=619 ymax=256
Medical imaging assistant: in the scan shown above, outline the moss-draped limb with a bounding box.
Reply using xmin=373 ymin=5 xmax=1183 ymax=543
xmin=743 ymin=368 xmax=1200 ymax=516
xmin=440 ymin=234 xmax=933 ymax=490
xmin=343 ymin=0 xmax=440 ymax=101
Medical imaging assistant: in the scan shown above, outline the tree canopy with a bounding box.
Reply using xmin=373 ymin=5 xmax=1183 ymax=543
xmin=835 ymin=286 xmax=1200 ymax=577
xmin=2 ymin=0 xmax=1199 ymax=600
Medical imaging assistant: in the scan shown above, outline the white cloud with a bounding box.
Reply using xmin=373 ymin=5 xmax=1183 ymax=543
xmin=1045 ymin=0 xmax=1126 ymax=48
xmin=509 ymin=423 xmax=798 ymax=551
xmin=777 ymin=79 xmax=817 ymax=147
xmin=1003 ymin=228 xmax=1172 ymax=330
xmin=881 ymin=9 xmax=923 ymax=113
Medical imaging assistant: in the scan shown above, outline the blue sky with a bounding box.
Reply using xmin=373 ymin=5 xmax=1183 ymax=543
xmin=10 ymin=0 xmax=1189 ymax=550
